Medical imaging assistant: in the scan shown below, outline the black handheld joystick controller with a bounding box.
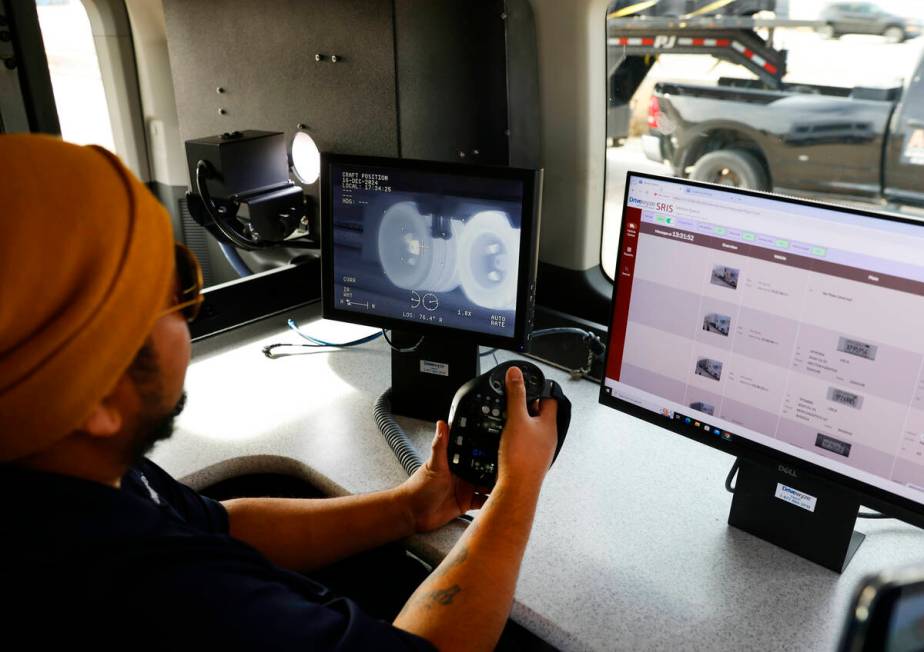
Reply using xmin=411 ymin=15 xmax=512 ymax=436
xmin=446 ymin=360 xmax=571 ymax=488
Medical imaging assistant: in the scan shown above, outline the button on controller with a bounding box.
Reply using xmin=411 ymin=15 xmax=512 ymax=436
xmin=446 ymin=360 xmax=572 ymax=488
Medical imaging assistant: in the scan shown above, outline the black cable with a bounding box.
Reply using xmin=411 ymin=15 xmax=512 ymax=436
xmin=527 ymin=326 xmax=606 ymax=379
xmin=724 ymin=458 xmax=891 ymax=519
xmin=373 ymin=389 xmax=423 ymax=476
xmin=261 ymin=343 xmax=323 ymax=358
xmin=196 ymin=161 xmax=265 ymax=250
xmin=382 ymin=330 xmax=424 ymax=353
xmin=530 ymin=327 xmax=606 ymax=357
xmin=725 ymin=458 xmax=739 ymax=494
xmin=262 ymin=321 xmax=383 ymax=357
xmin=196 ymin=161 xmax=314 ymax=250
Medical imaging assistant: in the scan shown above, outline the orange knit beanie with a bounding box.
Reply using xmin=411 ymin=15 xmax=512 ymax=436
xmin=0 ymin=134 xmax=174 ymax=461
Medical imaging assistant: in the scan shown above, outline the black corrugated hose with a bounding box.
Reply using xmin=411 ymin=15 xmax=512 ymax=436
xmin=374 ymin=389 xmax=422 ymax=476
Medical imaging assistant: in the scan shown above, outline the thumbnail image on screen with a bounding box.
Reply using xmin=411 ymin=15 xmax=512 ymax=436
xmin=329 ymin=163 xmax=524 ymax=337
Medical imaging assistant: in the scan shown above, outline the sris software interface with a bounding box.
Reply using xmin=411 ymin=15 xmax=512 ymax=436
xmin=603 ymin=174 xmax=924 ymax=506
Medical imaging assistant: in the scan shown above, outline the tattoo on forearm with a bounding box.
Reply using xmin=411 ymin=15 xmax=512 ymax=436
xmin=400 ymin=583 xmax=463 ymax=616
xmin=423 ymin=584 xmax=461 ymax=608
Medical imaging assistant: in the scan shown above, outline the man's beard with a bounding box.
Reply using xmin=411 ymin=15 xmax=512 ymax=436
xmin=128 ymin=391 xmax=187 ymax=465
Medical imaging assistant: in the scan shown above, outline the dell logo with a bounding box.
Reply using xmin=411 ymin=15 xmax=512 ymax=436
xmin=778 ymin=465 xmax=798 ymax=478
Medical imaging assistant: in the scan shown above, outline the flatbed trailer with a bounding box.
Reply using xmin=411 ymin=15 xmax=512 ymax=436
xmin=605 ymin=5 xmax=823 ymax=141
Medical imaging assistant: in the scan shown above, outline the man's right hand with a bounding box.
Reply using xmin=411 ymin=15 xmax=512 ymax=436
xmin=496 ymin=365 xmax=559 ymax=491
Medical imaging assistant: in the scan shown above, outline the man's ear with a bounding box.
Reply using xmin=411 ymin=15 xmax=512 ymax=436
xmin=78 ymin=376 xmax=133 ymax=438
xmin=79 ymin=402 xmax=122 ymax=438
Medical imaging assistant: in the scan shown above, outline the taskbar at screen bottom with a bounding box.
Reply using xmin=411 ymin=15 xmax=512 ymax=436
xmin=601 ymin=378 xmax=924 ymax=511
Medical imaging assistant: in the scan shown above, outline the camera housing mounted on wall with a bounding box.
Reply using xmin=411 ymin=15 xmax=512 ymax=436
xmin=185 ymin=130 xmax=312 ymax=249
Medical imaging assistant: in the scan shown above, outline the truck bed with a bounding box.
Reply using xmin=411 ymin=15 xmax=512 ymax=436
xmin=656 ymin=77 xmax=903 ymax=105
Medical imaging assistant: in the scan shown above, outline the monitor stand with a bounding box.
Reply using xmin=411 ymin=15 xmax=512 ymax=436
xmin=388 ymin=330 xmax=480 ymax=422
xmin=727 ymin=458 xmax=865 ymax=573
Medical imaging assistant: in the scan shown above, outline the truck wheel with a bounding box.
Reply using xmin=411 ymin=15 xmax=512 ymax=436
xmin=818 ymin=24 xmax=837 ymax=39
xmin=883 ymin=26 xmax=905 ymax=43
xmin=690 ymin=150 xmax=769 ymax=191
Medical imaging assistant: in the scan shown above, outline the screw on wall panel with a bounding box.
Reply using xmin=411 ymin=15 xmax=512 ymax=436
xmin=473 ymin=149 xmax=480 ymax=156
xmin=458 ymin=151 xmax=466 ymax=158
xmin=216 ymin=86 xmax=225 ymax=94
xmin=315 ymin=53 xmax=324 ymax=62
xmin=330 ymin=54 xmax=339 ymax=63
xmin=297 ymin=123 xmax=308 ymax=130
xmin=500 ymin=12 xmax=507 ymax=19
xmin=218 ymin=108 xmax=227 ymax=115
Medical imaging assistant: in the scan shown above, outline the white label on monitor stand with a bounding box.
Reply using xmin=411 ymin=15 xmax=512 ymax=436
xmin=774 ymin=483 xmax=817 ymax=513
xmin=420 ymin=360 xmax=449 ymax=377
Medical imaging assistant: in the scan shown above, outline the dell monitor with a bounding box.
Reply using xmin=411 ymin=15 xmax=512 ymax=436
xmin=600 ymin=171 xmax=924 ymax=572
xmin=321 ymin=153 xmax=542 ymax=421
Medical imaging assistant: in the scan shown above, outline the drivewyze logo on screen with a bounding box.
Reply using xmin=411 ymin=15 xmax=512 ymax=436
xmin=628 ymin=197 xmax=657 ymax=209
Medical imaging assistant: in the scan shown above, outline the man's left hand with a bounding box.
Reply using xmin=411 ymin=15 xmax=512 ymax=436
xmin=397 ymin=420 xmax=488 ymax=532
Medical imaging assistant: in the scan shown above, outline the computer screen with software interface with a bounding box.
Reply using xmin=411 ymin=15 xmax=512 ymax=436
xmin=602 ymin=173 xmax=924 ymax=508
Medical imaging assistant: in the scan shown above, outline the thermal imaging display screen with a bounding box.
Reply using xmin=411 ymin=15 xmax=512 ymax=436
xmin=602 ymin=173 xmax=924 ymax=508
xmin=327 ymin=161 xmax=526 ymax=338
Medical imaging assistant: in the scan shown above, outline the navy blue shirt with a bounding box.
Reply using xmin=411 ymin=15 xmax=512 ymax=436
xmin=0 ymin=458 xmax=434 ymax=650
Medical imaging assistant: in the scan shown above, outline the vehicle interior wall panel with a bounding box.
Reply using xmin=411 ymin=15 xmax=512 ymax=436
xmin=529 ymin=0 xmax=607 ymax=271
xmin=162 ymin=0 xmax=400 ymax=201
xmin=503 ymin=0 xmax=541 ymax=169
xmin=393 ymin=0 xmax=509 ymax=164
xmin=125 ymin=0 xmax=186 ymax=187
xmin=1 ymin=0 xmax=59 ymax=135
xmin=125 ymin=0 xmax=238 ymax=285
xmin=83 ymin=0 xmax=150 ymax=181
xmin=0 ymin=0 xmax=31 ymax=134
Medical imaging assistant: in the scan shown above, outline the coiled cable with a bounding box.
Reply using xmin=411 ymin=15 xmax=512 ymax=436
xmin=373 ymin=389 xmax=423 ymax=476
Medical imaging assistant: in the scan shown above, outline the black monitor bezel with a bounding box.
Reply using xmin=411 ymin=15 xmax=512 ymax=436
xmin=599 ymin=170 xmax=924 ymax=530
xmin=320 ymin=152 xmax=541 ymax=351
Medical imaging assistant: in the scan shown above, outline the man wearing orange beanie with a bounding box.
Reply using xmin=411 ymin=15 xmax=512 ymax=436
xmin=0 ymin=135 xmax=560 ymax=649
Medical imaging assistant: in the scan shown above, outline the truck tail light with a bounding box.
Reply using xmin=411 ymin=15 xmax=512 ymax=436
xmin=647 ymin=96 xmax=662 ymax=130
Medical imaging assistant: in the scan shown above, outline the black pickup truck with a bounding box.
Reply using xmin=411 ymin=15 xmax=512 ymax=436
xmin=642 ymin=51 xmax=924 ymax=208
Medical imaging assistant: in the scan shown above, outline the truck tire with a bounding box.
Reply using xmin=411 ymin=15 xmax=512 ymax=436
xmin=883 ymin=25 xmax=905 ymax=43
xmin=818 ymin=24 xmax=838 ymax=39
xmin=690 ymin=149 xmax=769 ymax=191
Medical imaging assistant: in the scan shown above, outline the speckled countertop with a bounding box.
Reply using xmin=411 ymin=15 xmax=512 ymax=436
xmin=153 ymin=302 xmax=924 ymax=652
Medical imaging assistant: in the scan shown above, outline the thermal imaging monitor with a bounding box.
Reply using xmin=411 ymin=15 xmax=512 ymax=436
xmin=321 ymin=153 xmax=541 ymax=420
xmin=600 ymin=172 xmax=924 ymax=571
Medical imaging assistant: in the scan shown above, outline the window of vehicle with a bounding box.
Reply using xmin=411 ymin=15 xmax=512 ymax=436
xmin=602 ymin=0 xmax=924 ymax=281
xmin=35 ymin=0 xmax=115 ymax=151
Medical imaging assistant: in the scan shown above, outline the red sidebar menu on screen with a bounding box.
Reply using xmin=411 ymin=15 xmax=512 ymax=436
xmin=605 ymin=205 xmax=642 ymax=382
